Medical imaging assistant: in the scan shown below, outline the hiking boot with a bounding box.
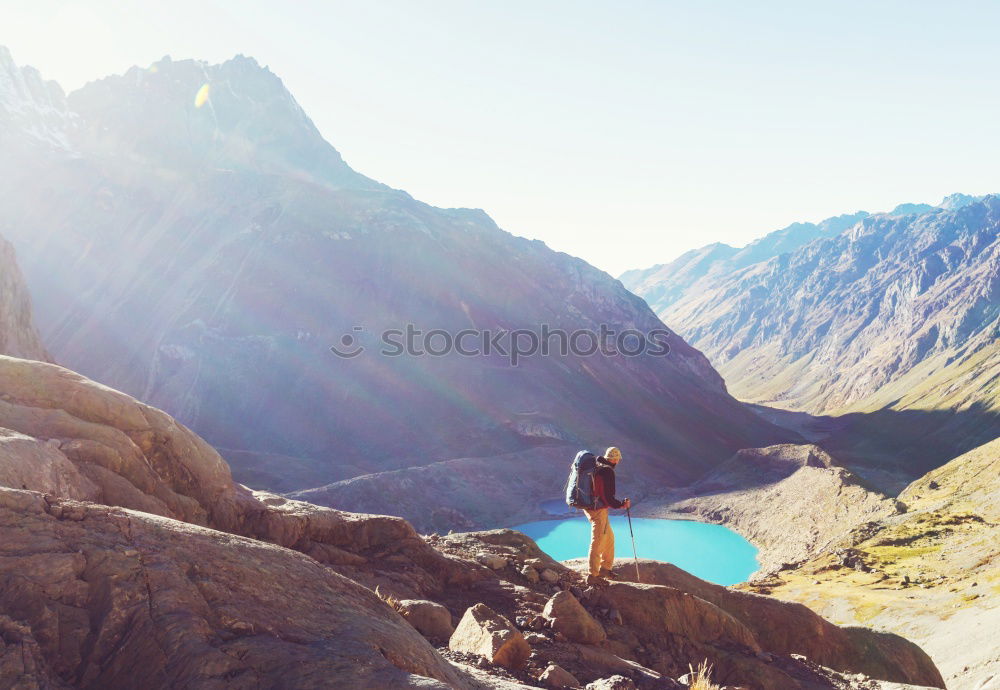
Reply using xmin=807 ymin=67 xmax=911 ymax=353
xmin=586 ymin=574 xmax=608 ymax=586
xmin=599 ymin=568 xmax=618 ymax=580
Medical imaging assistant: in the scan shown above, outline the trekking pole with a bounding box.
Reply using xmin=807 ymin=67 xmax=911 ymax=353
xmin=626 ymin=505 xmax=641 ymax=583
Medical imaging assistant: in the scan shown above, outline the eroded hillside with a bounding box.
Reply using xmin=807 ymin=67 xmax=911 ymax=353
xmin=623 ymin=198 xmax=1000 ymax=429
xmin=748 ymin=438 xmax=1000 ymax=689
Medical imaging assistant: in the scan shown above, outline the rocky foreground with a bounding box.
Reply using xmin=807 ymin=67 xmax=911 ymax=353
xmin=0 ymin=354 xmax=945 ymax=689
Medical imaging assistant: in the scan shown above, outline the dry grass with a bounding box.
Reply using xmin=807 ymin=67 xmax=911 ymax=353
xmin=374 ymin=585 xmax=404 ymax=613
xmin=853 ymin=601 xmax=886 ymax=624
xmin=688 ymin=660 xmax=721 ymax=690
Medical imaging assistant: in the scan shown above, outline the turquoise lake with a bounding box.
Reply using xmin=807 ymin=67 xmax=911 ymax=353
xmin=513 ymin=516 xmax=759 ymax=586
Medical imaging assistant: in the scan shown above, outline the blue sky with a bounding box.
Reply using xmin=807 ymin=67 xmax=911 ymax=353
xmin=6 ymin=1 xmax=999 ymax=275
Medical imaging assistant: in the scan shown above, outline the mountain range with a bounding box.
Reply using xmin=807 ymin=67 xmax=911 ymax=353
xmin=0 ymin=47 xmax=789 ymax=528
xmin=622 ymin=194 xmax=1000 ymax=480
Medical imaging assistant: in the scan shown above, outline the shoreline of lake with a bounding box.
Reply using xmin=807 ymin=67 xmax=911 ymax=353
xmin=512 ymin=512 xmax=760 ymax=586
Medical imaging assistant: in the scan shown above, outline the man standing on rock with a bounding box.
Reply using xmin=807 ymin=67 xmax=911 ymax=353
xmin=584 ymin=447 xmax=630 ymax=585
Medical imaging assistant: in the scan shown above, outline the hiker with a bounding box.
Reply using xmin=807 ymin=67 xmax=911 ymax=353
xmin=583 ymin=446 xmax=630 ymax=584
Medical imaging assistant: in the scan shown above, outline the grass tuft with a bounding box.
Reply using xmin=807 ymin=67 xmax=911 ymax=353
xmin=688 ymin=659 xmax=721 ymax=690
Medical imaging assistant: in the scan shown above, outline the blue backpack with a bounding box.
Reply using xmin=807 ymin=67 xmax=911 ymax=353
xmin=565 ymin=450 xmax=600 ymax=509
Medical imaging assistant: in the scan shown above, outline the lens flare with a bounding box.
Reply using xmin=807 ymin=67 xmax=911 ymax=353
xmin=194 ymin=83 xmax=210 ymax=108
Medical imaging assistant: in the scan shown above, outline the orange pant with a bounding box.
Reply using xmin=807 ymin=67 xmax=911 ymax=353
xmin=583 ymin=508 xmax=615 ymax=576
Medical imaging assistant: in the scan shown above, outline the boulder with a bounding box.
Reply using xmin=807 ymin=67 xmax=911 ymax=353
xmin=0 ymin=428 xmax=99 ymax=501
xmin=0 ymin=487 xmax=464 ymax=688
xmin=0 ymin=356 xmax=483 ymax=603
xmin=449 ymin=603 xmax=530 ymax=670
xmin=570 ymin=644 xmax=664 ymax=684
xmin=540 ymin=568 xmax=561 ymax=583
xmin=542 ymin=591 xmax=606 ymax=644
xmin=591 ymin=582 xmax=759 ymax=651
xmin=585 ymin=676 xmax=637 ymax=690
xmin=398 ymin=599 xmax=455 ymax=641
xmin=477 ymin=552 xmax=508 ymax=570
xmin=539 ymin=663 xmax=580 ymax=688
xmin=521 ymin=565 xmax=540 ymax=583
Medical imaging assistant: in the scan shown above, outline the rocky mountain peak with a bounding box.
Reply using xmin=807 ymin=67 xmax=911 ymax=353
xmin=65 ymin=52 xmax=380 ymax=189
xmin=620 ymin=211 xmax=871 ymax=315
xmin=938 ymin=191 xmax=979 ymax=210
xmin=887 ymin=201 xmax=935 ymax=217
xmin=887 ymin=193 xmax=981 ymax=217
xmin=0 ymin=45 xmax=74 ymax=150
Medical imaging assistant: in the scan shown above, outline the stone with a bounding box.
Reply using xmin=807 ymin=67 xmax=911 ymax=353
xmin=586 ymin=675 xmax=637 ymax=690
xmin=477 ymin=552 xmax=508 ymax=570
xmin=397 ymin=599 xmax=455 ymax=641
xmin=521 ymin=565 xmax=540 ymax=583
xmin=524 ymin=632 xmax=548 ymax=644
xmin=542 ymin=591 xmax=605 ymax=644
xmin=590 ymin=581 xmax=760 ymax=651
xmin=539 ymin=663 xmax=580 ymax=688
xmin=540 ymin=568 xmax=560 ymax=583
xmin=0 ymin=357 xmax=476 ymax=597
xmin=0 ymin=487 xmax=464 ymax=688
xmin=449 ymin=603 xmax=530 ymax=670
